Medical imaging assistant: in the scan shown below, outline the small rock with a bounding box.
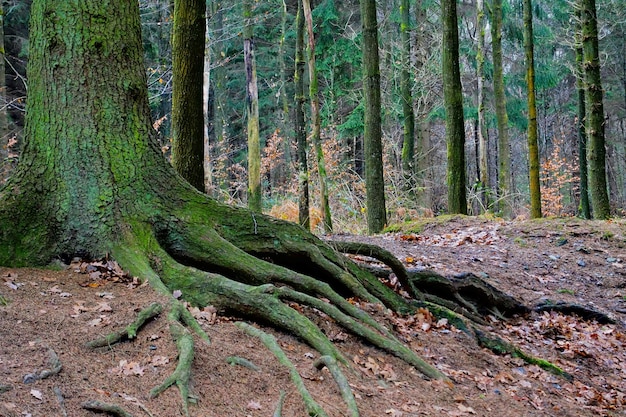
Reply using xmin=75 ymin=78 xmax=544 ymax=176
xmin=577 ymin=259 xmax=586 ymax=267
xmin=607 ymin=257 xmax=618 ymax=263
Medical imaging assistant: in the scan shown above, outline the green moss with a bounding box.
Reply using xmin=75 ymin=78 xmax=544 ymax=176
xmin=556 ymin=288 xmax=575 ymax=295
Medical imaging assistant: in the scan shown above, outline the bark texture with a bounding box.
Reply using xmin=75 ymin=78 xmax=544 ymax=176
xmin=581 ymin=0 xmax=610 ymax=219
xmin=523 ymin=0 xmax=542 ymax=218
xmin=360 ymin=0 xmax=387 ymax=233
xmin=442 ymin=0 xmax=467 ymax=215
xmin=400 ymin=0 xmax=416 ymax=193
xmin=171 ymin=0 xmax=206 ymax=192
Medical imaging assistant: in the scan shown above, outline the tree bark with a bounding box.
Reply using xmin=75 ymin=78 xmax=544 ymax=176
xmin=442 ymin=0 xmax=467 ymax=215
xmin=575 ymin=6 xmax=591 ymax=219
xmin=523 ymin=0 xmax=542 ymax=218
xmin=294 ymin=0 xmax=310 ymax=230
xmin=581 ymin=0 xmax=610 ymax=219
xmin=360 ymin=0 xmax=387 ymax=233
xmin=244 ymin=0 xmax=262 ymax=212
xmin=171 ymin=0 xmax=206 ymax=192
xmin=303 ymin=0 xmax=333 ymax=233
xmin=491 ymin=0 xmax=512 ymax=218
xmin=400 ymin=0 xmax=416 ymax=194
xmin=476 ymin=0 xmax=489 ymax=211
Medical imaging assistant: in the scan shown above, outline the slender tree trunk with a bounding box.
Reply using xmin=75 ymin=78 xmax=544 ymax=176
xmin=171 ymin=0 xmax=206 ymax=192
xmin=244 ymin=0 xmax=262 ymax=212
xmin=523 ymin=0 xmax=542 ymax=218
xmin=0 ymin=1 xmax=7 ymax=183
xmin=211 ymin=2 xmax=226 ymax=194
xmin=294 ymin=0 xmax=310 ymax=230
xmin=360 ymin=0 xmax=387 ymax=233
xmin=303 ymin=0 xmax=333 ymax=233
xmin=400 ymin=0 xmax=416 ymax=194
xmin=575 ymin=7 xmax=591 ymax=219
xmin=442 ymin=0 xmax=467 ymax=215
xmin=278 ymin=0 xmax=291 ymax=183
xmin=581 ymin=0 xmax=610 ymax=218
xmin=491 ymin=0 xmax=512 ymax=218
xmin=476 ymin=0 xmax=489 ymax=211
xmin=203 ymin=3 xmax=213 ymax=192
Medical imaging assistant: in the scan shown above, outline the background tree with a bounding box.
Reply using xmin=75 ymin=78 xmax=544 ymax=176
xmin=171 ymin=0 xmax=206 ymax=191
xmin=575 ymin=6 xmax=591 ymax=219
xmin=581 ymin=0 xmax=610 ymax=219
xmin=361 ymin=0 xmax=387 ymax=233
xmin=491 ymin=0 xmax=512 ymax=218
xmin=523 ymin=0 xmax=542 ymax=218
xmin=476 ymin=0 xmax=489 ymax=211
xmin=303 ymin=0 xmax=333 ymax=233
xmin=400 ymin=0 xmax=416 ymax=194
xmin=442 ymin=0 xmax=467 ymax=215
xmin=244 ymin=0 xmax=262 ymax=212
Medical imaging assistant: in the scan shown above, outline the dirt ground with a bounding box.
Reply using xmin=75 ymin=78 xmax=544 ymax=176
xmin=1 ymin=216 xmax=625 ymax=417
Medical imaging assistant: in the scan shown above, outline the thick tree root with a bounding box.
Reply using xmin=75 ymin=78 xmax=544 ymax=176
xmin=236 ymin=322 xmax=329 ymax=417
xmin=329 ymin=240 xmax=419 ymax=300
xmin=226 ymin=356 xmax=260 ymax=371
xmin=82 ymin=400 xmax=135 ymax=417
xmin=273 ymin=390 xmax=287 ymax=417
xmin=150 ymin=304 xmax=196 ymax=417
xmin=534 ymin=301 xmax=615 ymax=324
xmin=314 ymin=355 xmax=359 ymax=417
xmin=22 ymin=348 xmax=62 ymax=383
xmin=86 ymin=303 xmax=163 ymax=348
xmin=474 ymin=329 xmax=573 ymax=381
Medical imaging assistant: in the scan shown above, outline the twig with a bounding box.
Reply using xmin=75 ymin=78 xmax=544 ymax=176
xmin=82 ymin=400 xmax=135 ymax=417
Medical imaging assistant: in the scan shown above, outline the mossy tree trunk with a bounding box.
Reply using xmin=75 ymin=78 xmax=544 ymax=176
xmin=244 ymin=0 xmax=262 ymax=212
xmin=442 ymin=0 xmax=467 ymax=215
xmin=476 ymin=0 xmax=489 ymax=211
xmin=581 ymin=0 xmax=610 ymax=219
xmin=575 ymin=5 xmax=591 ymax=219
xmin=491 ymin=0 xmax=512 ymax=218
xmin=400 ymin=0 xmax=416 ymax=194
xmin=523 ymin=0 xmax=542 ymax=219
xmin=360 ymin=0 xmax=387 ymax=233
xmin=0 ymin=2 xmax=450 ymax=412
xmin=294 ymin=0 xmax=310 ymax=230
xmin=303 ymin=0 xmax=333 ymax=234
xmin=171 ymin=0 xmax=206 ymax=192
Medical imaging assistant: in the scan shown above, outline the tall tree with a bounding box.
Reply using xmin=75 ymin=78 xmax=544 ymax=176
xmin=491 ymin=0 xmax=512 ymax=217
xmin=523 ymin=0 xmax=542 ymax=218
xmin=360 ymin=0 xmax=387 ymax=233
xmin=0 ymin=0 xmax=7 ymax=183
xmin=0 ymin=1 xmax=447 ymax=412
xmin=581 ymin=0 xmax=610 ymax=218
xmin=294 ymin=0 xmax=310 ymax=230
xmin=243 ymin=0 xmax=262 ymax=212
xmin=400 ymin=0 xmax=416 ymax=193
xmin=476 ymin=0 xmax=489 ymax=211
xmin=442 ymin=0 xmax=467 ymax=214
xmin=575 ymin=7 xmax=591 ymax=219
xmin=171 ymin=0 xmax=206 ymax=192
xmin=303 ymin=0 xmax=333 ymax=233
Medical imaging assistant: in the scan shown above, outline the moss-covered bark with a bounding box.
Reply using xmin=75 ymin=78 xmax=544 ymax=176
xmin=171 ymin=0 xmax=206 ymax=191
xmin=442 ymin=0 xmax=467 ymax=215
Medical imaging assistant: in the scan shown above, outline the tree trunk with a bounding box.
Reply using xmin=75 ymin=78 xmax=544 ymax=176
xmin=203 ymin=4 xmax=213 ymax=193
xmin=400 ymin=0 xmax=416 ymax=194
xmin=360 ymin=0 xmax=388 ymax=233
xmin=581 ymin=0 xmax=610 ymax=219
xmin=491 ymin=0 xmax=512 ymax=218
xmin=575 ymin=7 xmax=591 ymax=219
xmin=295 ymin=0 xmax=310 ymax=230
xmin=476 ymin=0 xmax=489 ymax=211
xmin=244 ymin=0 xmax=262 ymax=212
xmin=171 ymin=0 xmax=206 ymax=192
xmin=442 ymin=0 xmax=467 ymax=215
xmin=303 ymin=0 xmax=333 ymax=233
xmin=523 ymin=0 xmax=542 ymax=218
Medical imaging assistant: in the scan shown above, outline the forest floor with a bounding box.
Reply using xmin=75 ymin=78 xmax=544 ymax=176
xmin=0 ymin=216 xmax=625 ymax=417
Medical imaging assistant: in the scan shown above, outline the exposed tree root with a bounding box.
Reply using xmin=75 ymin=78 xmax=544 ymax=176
xmin=236 ymin=322 xmax=329 ymax=417
xmin=314 ymin=355 xmax=359 ymax=417
xmin=474 ymin=329 xmax=573 ymax=381
xmin=226 ymin=356 xmax=260 ymax=371
xmin=82 ymin=400 xmax=135 ymax=417
xmin=0 ymin=384 xmax=12 ymax=393
xmin=86 ymin=303 xmax=163 ymax=348
xmin=534 ymin=301 xmax=615 ymax=324
xmin=23 ymin=348 xmax=62 ymax=383
xmin=53 ymin=386 xmax=68 ymax=417
xmin=273 ymin=390 xmax=287 ymax=417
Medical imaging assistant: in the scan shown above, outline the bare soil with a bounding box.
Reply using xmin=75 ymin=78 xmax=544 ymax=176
xmin=1 ymin=216 xmax=625 ymax=417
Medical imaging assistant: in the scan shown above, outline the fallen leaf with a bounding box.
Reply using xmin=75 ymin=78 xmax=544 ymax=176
xmin=30 ymin=389 xmax=43 ymax=400
xmin=246 ymin=400 xmax=262 ymax=410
